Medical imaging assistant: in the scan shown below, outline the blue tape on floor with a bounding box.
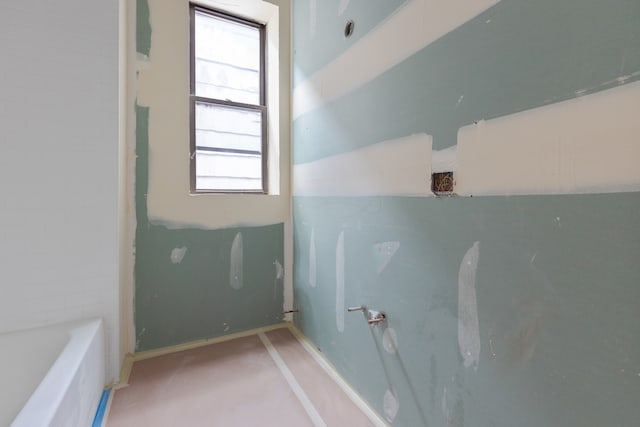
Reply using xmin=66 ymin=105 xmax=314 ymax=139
xmin=92 ymin=388 xmax=111 ymax=427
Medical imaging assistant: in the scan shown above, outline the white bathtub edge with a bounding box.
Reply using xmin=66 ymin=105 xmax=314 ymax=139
xmin=11 ymin=319 xmax=106 ymax=427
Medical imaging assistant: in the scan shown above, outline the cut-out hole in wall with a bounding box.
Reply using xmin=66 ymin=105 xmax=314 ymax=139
xmin=344 ymin=20 xmax=355 ymax=37
xmin=431 ymin=171 xmax=455 ymax=195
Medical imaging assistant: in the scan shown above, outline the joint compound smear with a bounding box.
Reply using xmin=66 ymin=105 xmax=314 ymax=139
xmin=170 ymin=246 xmax=187 ymax=264
xmin=230 ymin=232 xmax=244 ymax=290
xmin=442 ymin=386 xmax=449 ymax=420
xmin=309 ymin=228 xmax=317 ymax=287
xmin=458 ymin=241 xmax=481 ymax=369
xmin=383 ymin=327 xmax=398 ymax=354
xmin=383 ymin=388 xmax=400 ymax=422
xmin=336 ymin=231 xmax=345 ymax=332
xmin=274 ymin=259 xmax=284 ymax=280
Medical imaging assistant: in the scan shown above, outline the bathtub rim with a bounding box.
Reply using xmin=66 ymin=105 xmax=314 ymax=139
xmin=11 ymin=318 xmax=106 ymax=427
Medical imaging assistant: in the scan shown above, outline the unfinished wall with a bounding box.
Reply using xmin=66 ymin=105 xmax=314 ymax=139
xmin=0 ymin=0 xmax=120 ymax=381
xmin=292 ymin=0 xmax=640 ymax=425
xmin=131 ymin=0 xmax=292 ymax=351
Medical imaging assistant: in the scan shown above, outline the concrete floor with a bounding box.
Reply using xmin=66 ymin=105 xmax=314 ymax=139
xmin=106 ymin=327 xmax=377 ymax=426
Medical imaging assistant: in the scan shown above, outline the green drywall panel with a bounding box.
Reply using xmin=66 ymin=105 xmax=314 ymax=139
xmin=134 ymin=222 xmax=285 ymax=351
xmin=134 ymin=105 xmax=285 ymax=351
xmin=292 ymin=0 xmax=640 ymax=162
xmin=136 ymin=0 xmax=151 ymax=57
xmin=293 ymin=193 xmax=640 ymax=427
xmin=134 ymin=104 xmax=149 ymax=223
xmin=292 ymin=0 xmax=408 ymax=87
xmin=291 ymin=0 xmax=640 ymax=425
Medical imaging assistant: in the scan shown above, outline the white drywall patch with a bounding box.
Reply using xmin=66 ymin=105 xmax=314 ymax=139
xmin=336 ymin=231 xmax=345 ymax=332
xmin=293 ymin=0 xmax=499 ymax=119
xmin=293 ymin=134 xmax=433 ymax=196
xmin=456 ymin=80 xmax=640 ymax=196
xmin=230 ymin=232 xmax=244 ymax=290
xmin=382 ymin=327 xmax=398 ymax=354
xmin=170 ymin=246 xmax=187 ymax=264
xmin=441 ymin=386 xmax=449 ymax=420
xmin=458 ymin=241 xmax=480 ymax=369
xmin=432 ymin=146 xmax=457 ymax=173
xmin=338 ymin=0 xmax=350 ymax=16
xmin=309 ymin=228 xmax=317 ymax=287
xmin=274 ymin=259 xmax=284 ymax=280
xmin=373 ymin=241 xmax=401 ymax=274
xmin=383 ymin=388 xmax=400 ymax=422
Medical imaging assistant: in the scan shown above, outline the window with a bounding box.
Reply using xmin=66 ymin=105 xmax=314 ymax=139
xmin=190 ymin=5 xmax=267 ymax=193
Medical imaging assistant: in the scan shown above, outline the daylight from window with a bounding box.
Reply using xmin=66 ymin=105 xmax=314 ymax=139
xmin=193 ymin=10 xmax=265 ymax=192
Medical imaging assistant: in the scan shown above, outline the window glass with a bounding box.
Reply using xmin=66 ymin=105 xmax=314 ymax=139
xmin=191 ymin=7 xmax=266 ymax=193
xmin=194 ymin=12 xmax=261 ymax=105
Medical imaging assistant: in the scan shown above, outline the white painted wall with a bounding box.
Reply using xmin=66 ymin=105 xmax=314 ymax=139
xmin=0 ymin=0 xmax=120 ymax=382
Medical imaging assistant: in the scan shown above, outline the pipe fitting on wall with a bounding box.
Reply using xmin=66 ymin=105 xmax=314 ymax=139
xmin=347 ymin=305 xmax=387 ymax=327
xmin=366 ymin=310 xmax=386 ymax=326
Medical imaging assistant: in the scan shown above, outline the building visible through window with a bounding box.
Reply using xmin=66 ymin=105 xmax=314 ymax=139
xmin=190 ymin=5 xmax=267 ymax=193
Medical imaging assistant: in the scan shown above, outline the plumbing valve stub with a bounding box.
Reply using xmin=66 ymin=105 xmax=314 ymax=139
xmin=367 ymin=310 xmax=387 ymax=326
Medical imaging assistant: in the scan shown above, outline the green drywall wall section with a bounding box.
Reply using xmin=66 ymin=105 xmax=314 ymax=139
xmin=293 ymin=0 xmax=640 ymax=161
xmin=293 ymin=195 xmax=640 ymax=426
xmin=133 ymin=1 xmax=286 ymax=352
xmin=292 ymin=0 xmax=640 ymax=426
xmin=136 ymin=0 xmax=151 ymax=57
xmin=292 ymin=0 xmax=407 ymax=86
xmin=134 ymin=106 xmax=285 ymax=351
